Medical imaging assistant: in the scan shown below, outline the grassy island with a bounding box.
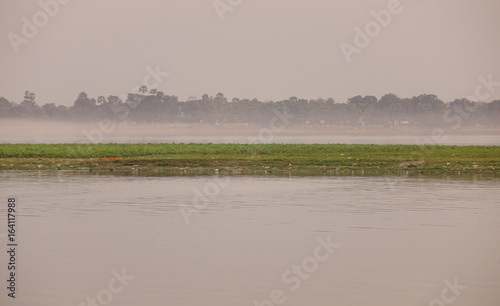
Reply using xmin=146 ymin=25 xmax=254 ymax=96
xmin=0 ymin=143 xmax=499 ymax=175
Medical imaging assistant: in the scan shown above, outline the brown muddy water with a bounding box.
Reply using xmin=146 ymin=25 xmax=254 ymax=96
xmin=0 ymin=171 xmax=499 ymax=305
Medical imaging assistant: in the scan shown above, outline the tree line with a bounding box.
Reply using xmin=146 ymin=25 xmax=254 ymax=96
xmin=1 ymin=89 xmax=499 ymax=128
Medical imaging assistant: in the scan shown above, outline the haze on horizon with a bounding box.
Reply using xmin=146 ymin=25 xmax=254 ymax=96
xmin=1 ymin=0 xmax=500 ymax=107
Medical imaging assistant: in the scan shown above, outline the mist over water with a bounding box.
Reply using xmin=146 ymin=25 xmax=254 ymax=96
xmin=1 ymin=120 xmax=499 ymax=145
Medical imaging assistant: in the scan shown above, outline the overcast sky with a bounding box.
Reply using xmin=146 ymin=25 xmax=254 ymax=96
xmin=1 ymin=0 xmax=499 ymax=106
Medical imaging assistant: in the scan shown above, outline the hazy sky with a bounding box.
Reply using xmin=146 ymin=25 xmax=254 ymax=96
xmin=1 ymin=0 xmax=500 ymax=106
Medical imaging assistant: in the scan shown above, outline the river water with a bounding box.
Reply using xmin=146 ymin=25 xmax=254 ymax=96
xmin=0 ymin=171 xmax=499 ymax=305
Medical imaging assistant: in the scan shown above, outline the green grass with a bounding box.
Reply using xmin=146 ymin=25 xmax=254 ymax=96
xmin=0 ymin=143 xmax=499 ymax=174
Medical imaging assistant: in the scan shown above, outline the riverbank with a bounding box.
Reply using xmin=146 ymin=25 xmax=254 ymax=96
xmin=1 ymin=144 xmax=499 ymax=174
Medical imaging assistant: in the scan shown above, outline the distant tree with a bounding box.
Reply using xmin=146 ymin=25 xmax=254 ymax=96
xmin=410 ymin=94 xmax=445 ymax=126
xmin=73 ymin=92 xmax=93 ymax=107
xmin=127 ymin=93 xmax=138 ymax=102
xmin=72 ymin=92 xmax=97 ymax=120
xmin=2 ymin=89 xmax=500 ymax=127
xmin=347 ymin=95 xmax=377 ymax=111
xmin=379 ymin=93 xmax=402 ymax=124
xmin=126 ymin=93 xmax=144 ymax=106
xmin=0 ymin=96 xmax=12 ymax=118
xmin=0 ymin=96 xmax=11 ymax=107
xmin=97 ymin=96 xmax=106 ymax=105
xmin=133 ymin=95 xmax=163 ymax=122
xmin=21 ymin=91 xmax=36 ymax=107
xmin=484 ymin=100 xmax=500 ymax=127
xmin=139 ymin=85 xmax=148 ymax=95
xmin=379 ymin=93 xmax=400 ymax=108
xmin=42 ymin=103 xmax=58 ymax=117
xmin=107 ymin=95 xmax=122 ymax=108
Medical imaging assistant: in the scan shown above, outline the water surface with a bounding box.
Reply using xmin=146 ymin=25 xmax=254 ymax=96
xmin=0 ymin=171 xmax=499 ymax=305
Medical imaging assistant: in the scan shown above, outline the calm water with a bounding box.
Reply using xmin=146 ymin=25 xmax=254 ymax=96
xmin=0 ymin=171 xmax=499 ymax=305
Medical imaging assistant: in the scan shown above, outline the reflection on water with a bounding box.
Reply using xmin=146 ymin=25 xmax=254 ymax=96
xmin=0 ymin=171 xmax=499 ymax=305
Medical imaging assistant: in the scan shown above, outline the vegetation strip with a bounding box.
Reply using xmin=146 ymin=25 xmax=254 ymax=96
xmin=0 ymin=144 xmax=499 ymax=174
